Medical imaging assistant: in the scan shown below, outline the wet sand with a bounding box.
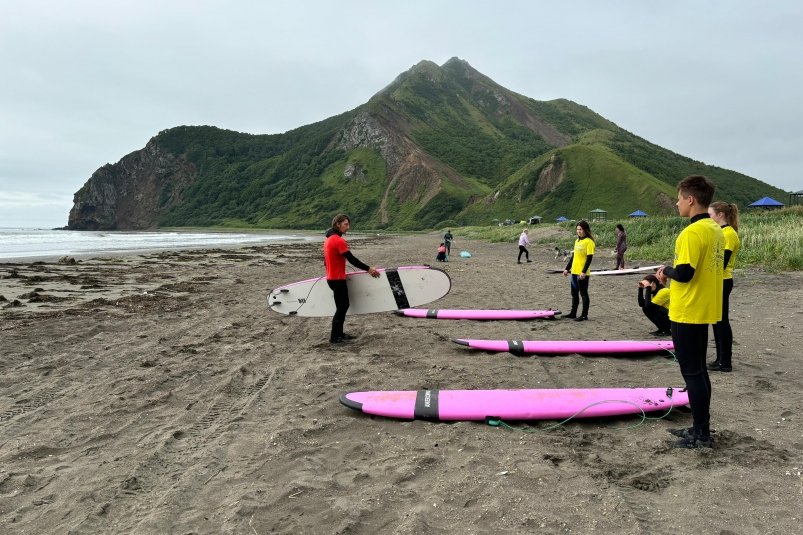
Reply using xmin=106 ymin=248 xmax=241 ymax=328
xmin=1 ymin=232 xmax=801 ymax=534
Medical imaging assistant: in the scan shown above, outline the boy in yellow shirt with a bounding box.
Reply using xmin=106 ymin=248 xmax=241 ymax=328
xmin=657 ymin=175 xmax=724 ymax=449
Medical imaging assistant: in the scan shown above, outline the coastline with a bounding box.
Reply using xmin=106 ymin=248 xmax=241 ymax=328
xmin=0 ymin=228 xmax=326 ymax=264
xmin=1 ymin=233 xmax=801 ymax=533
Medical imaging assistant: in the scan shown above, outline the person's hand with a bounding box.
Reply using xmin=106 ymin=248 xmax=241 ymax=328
xmin=656 ymin=266 xmax=666 ymax=279
xmin=562 ymin=269 xmax=569 ymax=277
xmin=368 ymin=267 xmax=380 ymax=278
xmin=639 ymin=280 xmax=648 ymax=288
xmin=578 ymin=273 xmax=586 ymax=280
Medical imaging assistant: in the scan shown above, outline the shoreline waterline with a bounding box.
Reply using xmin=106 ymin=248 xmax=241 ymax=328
xmin=0 ymin=228 xmax=325 ymax=263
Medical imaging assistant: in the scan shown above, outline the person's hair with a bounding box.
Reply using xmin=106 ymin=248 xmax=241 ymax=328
xmin=677 ymin=175 xmax=716 ymax=207
xmin=643 ymin=274 xmax=664 ymax=290
xmin=616 ymin=224 xmax=624 ymax=232
xmin=331 ymin=214 xmax=350 ymax=228
xmin=522 ymin=229 xmax=528 ymax=233
xmin=439 ymin=242 xmax=445 ymax=246
xmin=576 ymin=220 xmax=594 ymax=242
xmin=709 ymin=201 xmax=740 ymax=231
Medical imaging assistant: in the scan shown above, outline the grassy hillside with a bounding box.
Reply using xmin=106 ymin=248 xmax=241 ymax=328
xmin=605 ymin=131 xmax=788 ymax=205
xmin=457 ymin=144 xmax=676 ymax=224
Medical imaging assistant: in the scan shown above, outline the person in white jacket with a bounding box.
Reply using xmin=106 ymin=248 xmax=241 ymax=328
xmin=517 ymin=229 xmax=532 ymax=264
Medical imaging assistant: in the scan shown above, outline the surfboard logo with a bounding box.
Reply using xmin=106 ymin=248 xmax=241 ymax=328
xmin=385 ymin=269 xmax=411 ymax=309
xmin=413 ymin=388 xmax=439 ymax=420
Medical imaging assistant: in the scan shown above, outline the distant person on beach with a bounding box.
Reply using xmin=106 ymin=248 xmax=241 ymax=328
xmin=443 ymin=230 xmax=454 ymax=257
xmin=615 ymin=224 xmax=627 ymax=270
xmin=708 ymin=201 xmax=741 ymax=373
xmin=657 ymin=175 xmax=724 ymax=449
xmin=436 ymin=242 xmax=448 ymax=262
xmin=637 ymin=273 xmax=670 ymax=335
xmin=562 ymin=220 xmax=595 ymax=321
xmin=517 ymin=229 xmax=532 ymax=264
xmin=323 ymin=214 xmax=380 ymax=344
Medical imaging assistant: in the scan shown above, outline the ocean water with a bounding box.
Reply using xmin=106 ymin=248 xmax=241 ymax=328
xmin=0 ymin=228 xmax=318 ymax=260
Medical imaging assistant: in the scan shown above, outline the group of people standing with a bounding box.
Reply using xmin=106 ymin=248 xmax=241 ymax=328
xmin=553 ymin=175 xmax=740 ymax=449
xmin=321 ymin=174 xmax=740 ymax=449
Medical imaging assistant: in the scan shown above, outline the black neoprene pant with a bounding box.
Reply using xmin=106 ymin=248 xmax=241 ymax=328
xmin=642 ymin=305 xmax=671 ymax=333
xmin=327 ymin=279 xmax=349 ymax=340
xmin=712 ymin=278 xmax=734 ymax=366
xmin=570 ymin=275 xmax=590 ymax=316
xmin=518 ymin=245 xmax=529 ymax=261
xmin=671 ymin=322 xmax=712 ymax=435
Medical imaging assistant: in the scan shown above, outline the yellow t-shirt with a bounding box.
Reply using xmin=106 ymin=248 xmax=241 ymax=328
xmin=570 ymin=237 xmax=595 ymax=275
xmin=722 ymin=225 xmax=741 ymax=280
xmin=669 ymin=216 xmax=724 ymax=324
xmin=652 ymin=287 xmax=670 ymax=310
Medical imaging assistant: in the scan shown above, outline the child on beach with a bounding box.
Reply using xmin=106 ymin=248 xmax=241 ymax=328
xmin=708 ymin=201 xmax=741 ymax=372
xmin=637 ymin=273 xmax=670 ymax=336
xmin=517 ymin=229 xmax=532 ymax=264
xmin=562 ymin=220 xmax=595 ymax=321
xmin=436 ymin=242 xmax=448 ymax=262
xmin=657 ymin=175 xmax=724 ymax=449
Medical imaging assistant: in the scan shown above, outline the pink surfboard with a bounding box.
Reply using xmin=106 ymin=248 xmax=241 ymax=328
xmin=340 ymin=387 xmax=689 ymax=421
xmin=453 ymin=338 xmax=674 ymax=355
xmin=395 ymin=309 xmax=559 ymax=320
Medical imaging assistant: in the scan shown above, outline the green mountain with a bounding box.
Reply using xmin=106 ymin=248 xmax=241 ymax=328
xmin=67 ymin=58 xmax=787 ymax=230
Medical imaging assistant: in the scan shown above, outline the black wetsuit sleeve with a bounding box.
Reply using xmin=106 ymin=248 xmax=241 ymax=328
xmin=644 ymin=288 xmax=656 ymax=309
xmin=582 ymin=254 xmax=593 ymax=274
xmin=343 ymin=251 xmax=370 ymax=271
xmin=638 ymin=287 xmax=646 ymax=308
xmin=663 ymin=263 xmax=695 ymax=283
xmin=565 ymin=255 xmax=573 ymax=272
xmin=723 ymin=250 xmax=732 ymax=269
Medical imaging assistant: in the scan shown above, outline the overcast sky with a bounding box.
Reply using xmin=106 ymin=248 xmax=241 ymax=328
xmin=2 ymin=0 xmax=801 ymax=228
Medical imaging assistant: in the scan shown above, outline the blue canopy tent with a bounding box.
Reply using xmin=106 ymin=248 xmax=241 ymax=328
xmin=628 ymin=210 xmax=648 ymax=218
xmin=556 ymin=216 xmax=568 ymax=222
xmin=749 ymin=196 xmax=784 ymax=209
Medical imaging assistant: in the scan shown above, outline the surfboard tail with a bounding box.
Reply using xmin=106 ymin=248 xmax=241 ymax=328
xmin=339 ymin=393 xmax=363 ymax=411
xmin=452 ymin=339 xmax=469 ymax=346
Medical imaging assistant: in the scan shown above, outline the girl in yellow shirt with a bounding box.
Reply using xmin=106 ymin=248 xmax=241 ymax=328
xmin=708 ymin=201 xmax=741 ymax=372
xmin=562 ymin=220 xmax=595 ymax=321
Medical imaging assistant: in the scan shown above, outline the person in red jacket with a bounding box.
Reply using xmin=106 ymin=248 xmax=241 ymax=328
xmin=323 ymin=214 xmax=379 ymax=343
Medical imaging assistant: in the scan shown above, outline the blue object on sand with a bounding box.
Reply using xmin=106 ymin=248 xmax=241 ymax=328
xmin=459 ymin=251 xmax=471 ymax=258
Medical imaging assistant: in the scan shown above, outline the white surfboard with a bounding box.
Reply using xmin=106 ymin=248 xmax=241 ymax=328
xmin=267 ymin=266 xmax=451 ymax=317
xmin=545 ymin=265 xmax=662 ymax=276
xmin=589 ymin=265 xmax=663 ymax=276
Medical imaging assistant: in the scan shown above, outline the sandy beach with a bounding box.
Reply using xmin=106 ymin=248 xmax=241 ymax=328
xmin=1 ymin=231 xmax=801 ymax=534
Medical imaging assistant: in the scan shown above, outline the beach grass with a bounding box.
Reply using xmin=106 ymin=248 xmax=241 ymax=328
xmin=455 ymin=206 xmax=803 ymax=271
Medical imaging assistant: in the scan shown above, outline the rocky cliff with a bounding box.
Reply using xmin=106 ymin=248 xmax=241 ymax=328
xmin=68 ymin=141 xmax=197 ymax=230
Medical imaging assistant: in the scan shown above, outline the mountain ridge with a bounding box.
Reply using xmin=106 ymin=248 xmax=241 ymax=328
xmin=67 ymin=58 xmax=787 ymax=230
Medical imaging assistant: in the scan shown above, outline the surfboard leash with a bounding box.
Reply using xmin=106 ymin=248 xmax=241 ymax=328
xmin=270 ymin=275 xmax=324 ymax=316
xmin=271 ymin=266 xmax=369 ymax=315
xmin=486 ymin=394 xmax=681 ymax=433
